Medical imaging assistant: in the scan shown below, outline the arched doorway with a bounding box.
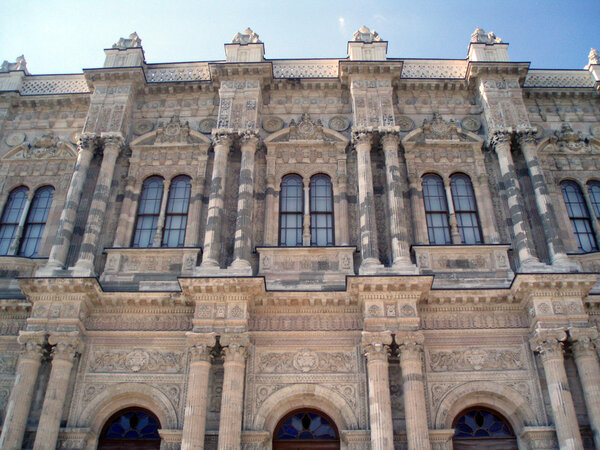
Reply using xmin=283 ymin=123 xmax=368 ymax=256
xmin=98 ymin=408 xmax=161 ymax=449
xmin=452 ymin=407 xmax=518 ymax=449
xmin=273 ymin=409 xmax=340 ymax=449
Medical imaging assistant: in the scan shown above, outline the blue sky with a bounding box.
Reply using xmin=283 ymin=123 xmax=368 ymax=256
xmin=1 ymin=0 xmax=598 ymax=74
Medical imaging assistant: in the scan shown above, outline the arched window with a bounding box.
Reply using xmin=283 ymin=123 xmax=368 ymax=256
xmin=280 ymin=175 xmax=303 ymax=246
xmin=588 ymin=181 xmax=600 ymax=220
xmin=98 ymin=408 xmax=161 ymax=450
xmin=0 ymin=187 xmax=28 ymax=255
xmin=453 ymin=408 xmax=517 ymax=450
xmin=162 ymin=176 xmax=191 ymax=248
xmin=451 ymin=174 xmax=482 ymax=244
xmin=132 ymin=177 xmax=164 ymax=248
xmin=561 ymin=181 xmax=598 ymax=252
xmin=310 ymin=175 xmax=334 ymax=246
xmin=19 ymin=186 xmax=54 ymax=257
xmin=273 ymin=409 xmax=339 ymax=449
xmin=422 ymin=175 xmax=451 ymax=245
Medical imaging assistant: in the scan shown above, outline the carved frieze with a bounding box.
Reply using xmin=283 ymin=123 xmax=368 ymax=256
xmin=85 ymin=314 xmax=192 ymax=331
xmin=88 ymin=349 xmax=185 ymax=373
xmin=428 ymin=348 xmax=525 ymax=372
xmin=257 ymin=349 xmax=354 ymax=373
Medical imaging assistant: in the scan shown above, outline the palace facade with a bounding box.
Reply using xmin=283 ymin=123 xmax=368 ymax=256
xmin=0 ymin=26 xmax=599 ymax=449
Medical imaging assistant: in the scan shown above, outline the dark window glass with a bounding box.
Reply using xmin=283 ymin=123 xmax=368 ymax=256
xmin=310 ymin=175 xmax=334 ymax=246
xmin=162 ymin=176 xmax=191 ymax=248
xmin=422 ymin=175 xmax=451 ymax=245
xmin=451 ymin=174 xmax=482 ymax=244
xmin=454 ymin=409 xmax=514 ymax=438
xmin=19 ymin=186 xmax=54 ymax=257
xmin=562 ymin=181 xmax=598 ymax=252
xmin=588 ymin=181 xmax=600 ymax=219
xmin=103 ymin=411 xmax=160 ymax=440
xmin=132 ymin=177 xmax=163 ymax=248
xmin=280 ymin=175 xmax=303 ymax=246
xmin=0 ymin=187 xmax=28 ymax=255
xmin=275 ymin=412 xmax=338 ymax=440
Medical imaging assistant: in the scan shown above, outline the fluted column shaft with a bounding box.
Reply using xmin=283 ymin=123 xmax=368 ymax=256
xmin=398 ymin=339 xmax=430 ymax=450
xmin=473 ymin=173 xmax=500 ymax=243
xmin=7 ymin=190 xmax=34 ymax=255
xmin=152 ymin=179 xmax=171 ymax=247
xmin=0 ymin=332 xmax=45 ymax=450
xmin=184 ymin=176 xmax=205 ymax=247
xmin=336 ymin=175 xmax=350 ymax=245
xmin=73 ymin=134 xmax=122 ymax=274
xmin=113 ymin=176 xmax=137 ymax=247
xmin=381 ymin=134 xmax=411 ymax=266
xmin=531 ymin=332 xmax=583 ymax=450
xmin=354 ymin=132 xmax=380 ymax=267
xmin=519 ymin=132 xmax=569 ymax=265
xmin=492 ymin=132 xmax=538 ymax=267
xmin=218 ymin=336 xmax=248 ymax=450
xmin=571 ymin=330 xmax=600 ymax=449
xmin=33 ymin=334 xmax=80 ymax=450
xmin=181 ymin=333 xmax=216 ymax=450
xmin=362 ymin=332 xmax=393 ymax=450
xmin=43 ymin=134 xmax=96 ymax=271
xmin=408 ymin=175 xmax=428 ymax=244
xmin=232 ymin=135 xmax=258 ymax=268
xmin=201 ymin=135 xmax=231 ymax=267
xmin=264 ymin=155 xmax=277 ymax=245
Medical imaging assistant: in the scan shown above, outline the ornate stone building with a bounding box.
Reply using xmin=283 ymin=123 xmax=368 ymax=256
xmin=0 ymin=26 xmax=599 ymax=449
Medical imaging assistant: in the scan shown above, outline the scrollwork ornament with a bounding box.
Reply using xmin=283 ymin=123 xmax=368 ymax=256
xmin=221 ymin=333 xmax=250 ymax=362
xmin=17 ymin=331 xmax=46 ymax=361
xmin=212 ymin=133 xmax=233 ymax=148
xmin=488 ymin=129 xmax=511 ymax=148
xmin=517 ymin=128 xmax=538 ymax=146
xmin=530 ymin=329 xmax=567 ymax=362
xmin=239 ymin=131 xmax=260 ymax=149
xmin=351 ymin=130 xmax=373 ymax=148
xmin=361 ymin=331 xmax=392 ymax=362
xmin=77 ymin=133 xmax=98 ymax=155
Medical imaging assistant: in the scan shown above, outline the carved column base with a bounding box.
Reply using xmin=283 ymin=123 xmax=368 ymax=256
xmin=519 ymin=258 xmax=553 ymax=273
xmin=358 ymin=259 xmax=385 ymax=275
xmin=550 ymin=253 xmax=581 ymax=273
xmin=391 ymin=257 xmax=419 ymax=274
xmin=69 ymin=259 xmax=96 ymax=277
xmin=228 ymin=258 xmax=253 ymax=275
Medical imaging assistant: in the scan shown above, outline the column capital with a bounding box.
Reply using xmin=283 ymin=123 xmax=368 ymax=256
xmin=221 ymin=333 xmax=250 ymax=362
xmin=101 ymin=132 xmax=125 ymax=151
xmin=351 ymin=130 xmax=374 ymax=148
xmin=380 ymin=132 xmax=400 ymax=149
xmin=77 ymin=133 xmax=99 ymax=154
xmin=186 ymin=332 xmax=217 ymax=363
xmin=361 ymin=330 xmax=392 ymax=361
xmin=48 ymin=331 xmax=83 ymax=361
xmin=239 ymin=130 xmax=260 ymax=149
xmin=488 ymin=129 xmax=512 ymax=148
xmin=212 ymin=132 xmax=233 ymax=148
xmin=396 ymin=332 xmax=425 ymax=360
xmin=17 ymin=330 xmax=46 ymax=360
xmin=516 ymin=128 xmax=538 ymax=146
xmin=569 ymin=327 xmax=599 ymax=358
xmin=530 ymin=328 xmax=567 ymax=360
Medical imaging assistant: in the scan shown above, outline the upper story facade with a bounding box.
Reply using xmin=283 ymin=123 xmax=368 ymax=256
xmin=0 ymin=26 xmax=599 ymax=294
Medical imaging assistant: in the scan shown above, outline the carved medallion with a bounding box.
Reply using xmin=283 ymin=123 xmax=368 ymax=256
xmin=133 ymin=120 xmax=154 ymax=135
xmin=396 ymin=116 xmax=415 ymax=132
xmin=293 ymin=350 xmax=319 ymax=372
xmin=5 ymin=132 xmax=25 ymax=146
xmin=262 ymin=116 xmax=284 ymax=132
xmin=328 ymin=116 xmax=350 ymax=132
xmin=198 ymin=118 xmax=217 ymax=134
xmin=125 ymin=349 xmax=150 ymax=372
xmin=461 ymin=116 xmax=481 ymax=132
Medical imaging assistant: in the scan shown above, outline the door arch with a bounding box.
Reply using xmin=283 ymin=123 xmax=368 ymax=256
xmin=452 ymin=407 xmax=518 ymax=449
xmin=98 ymin=408 xmax=161 ymax=450
xmin=273 ymin=409 xmax=340 ymax=449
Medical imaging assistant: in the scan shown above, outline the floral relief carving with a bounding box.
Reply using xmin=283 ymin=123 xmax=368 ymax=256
xmin=428 ymin=348 xmax=524 ymax=372
xmin=82 ymin=383 xmax=108 ymax=402
xmin=89 ymin=349 xmax=184 ymax=373
xmin=257 ymin=350 xmax=354 ymax=373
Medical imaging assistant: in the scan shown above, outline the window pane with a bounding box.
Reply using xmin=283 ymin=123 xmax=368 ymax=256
xmin=133 ymin=178 xmax=163 ymax=247
xmin=280 ymin=175 xmax=304 ymax=246
xmin=162 ymin=176 xmax=190 ymax=247
xmin=310 ymin=176 xmax=333 ymax=246
xmin=451 ymin=175 xmax=482 ymax=244
xmin=588 ymin=182 xmax=600 ymax=219
xmin=423 ymin=176 xmax=450 ymax=245
xmin=562 ymin=181 xmax=598 ymax=252
xmin=18 ymin=187 xmax=54 ymax=257
xmin=0 ymin=188 xmax=29 ymax=255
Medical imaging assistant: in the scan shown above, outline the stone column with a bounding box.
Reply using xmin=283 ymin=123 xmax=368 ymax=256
xmin=353 ymin=132 xmax=382 ymax=272
xmin=181 ymin=332 xmax=216 ymax=450
xmin=152 ymin=179 xmax=171 ymax=247
xmin=473 ymin=173 xmax=500 ymax=243
xmin=201 ymin=134 xmax=232 ymax=268
xmin=7 ymin=189 xmax=34 ymax=255
xmin=218 ymin=333 xmax=249 ymax=450
xmin=302 ymin=179 xmax=311 ymax=246
xmin=263 ymin=154 xmax=278 ymax=246
xmin=33 ymin=332 xmax=81 ymax=450
xmin=569 ymin=327 xmax=600 ymax=450
xmin=361 ymin=331 xmax=393 ymax=450
xmin=184 ymin=173 xmax=207 ymax=248
xmin=336 ymin=175 xmax=350 ymax=245
xmin=231 ymin=133 xmax=258 ymax=272
xmin=0 ymin=331 xmax=46 ymax=450
xmin=396 ymin=333 xmax=430 ymax=450
xmin=113 ymin=176 xmax=138 ymax=247
xmin=408 ymin=174 xmax=428 ymax=244
xmin=39 ymin=134 xmax=96 ymax=273
xmin=381 ymin=133 xmax=416 ymax=272
xmin=518 ymin=130 xmax=576 ymax=270
xmin=72 ymin=133 xmax=122 ymax=275
xmin=491 ymin=131 xmax=541 ymax=269
xmin=530 ymin=329 xmax=583 ymax=450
